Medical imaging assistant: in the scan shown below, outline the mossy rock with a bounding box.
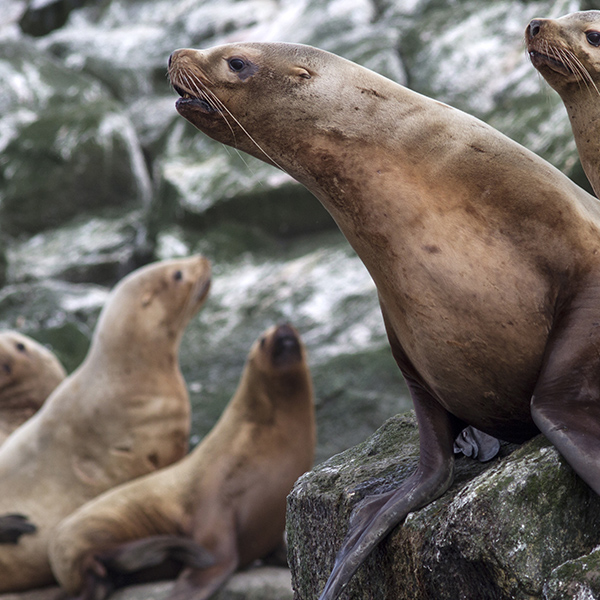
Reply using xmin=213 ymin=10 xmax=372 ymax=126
xmin=0 ymin=101 xmax=150 ymax=236
xmin=288 ymin=416 xmax=600 ymax=600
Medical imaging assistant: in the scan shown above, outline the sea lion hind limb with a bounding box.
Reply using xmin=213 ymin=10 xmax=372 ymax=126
xmin=79 ymin=536 xmax=215 ymax=600
xmin=98 ymin=535 xmax=214 ymax=573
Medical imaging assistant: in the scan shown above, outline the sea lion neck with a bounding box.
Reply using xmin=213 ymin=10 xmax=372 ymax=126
xmin=527 ymin=10 xmax=600 ymax=196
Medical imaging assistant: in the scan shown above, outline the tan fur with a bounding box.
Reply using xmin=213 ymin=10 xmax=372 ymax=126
xmin=168 ymin=42 xmax=600 ymax=442
xmin=167 ymin=43 xmax=600 ymax=599
xmin=0 ymin=256 xmax=211 ymax=592
xmin=0 ymin=332 xmax=66 ymax=445
xmin=49 ymin=324 xmax=315 ymax=598
xmin=526 ymin=10 xmax=600 ymax=196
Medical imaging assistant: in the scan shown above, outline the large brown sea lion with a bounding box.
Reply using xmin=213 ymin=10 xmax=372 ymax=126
xmin=49 ymin=323 xmax=316 ymax=600
xmin=0 ymin=331 xmax=66 ymax=446
xmin=526 ymin=10 xmax=600 ymax=197
xmin=0 ymin=256 xmax=211 ymax=592
xmin=167 ymin=42 xmax=600 ymax=599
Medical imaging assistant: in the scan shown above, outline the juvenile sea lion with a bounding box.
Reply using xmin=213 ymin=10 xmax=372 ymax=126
xmin=49 ymin=324 xmax=316 ymax=600
xmin=0 ymin=256 xmax=211 ymax=592
xmin=0 ymin=331 xmax=66 ymax=445
xmin=168 ymin=42 xmax=600 ymax=599
xmin=526 ymin=10 xmax=600 ymax=197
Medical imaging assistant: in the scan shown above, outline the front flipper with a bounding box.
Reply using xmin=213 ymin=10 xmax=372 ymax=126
xmin=80 ymin=536 xmax=214 ymax=600
xmin=0 ymin=513 xmax=36 ymax=544
xmin=531 ymin=290 xmax=600 ymax=497
xmin=317 ymin=377 xmax=457 ymax=600
xmin=454 ymin=426 xmax=501 ymax=462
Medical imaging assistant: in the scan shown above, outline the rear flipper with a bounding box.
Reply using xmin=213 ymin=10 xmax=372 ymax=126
xmin=453 ymin=426 xmax=501 ymax=462
xmin=0 ymin=514 xmax=36 ymax=544
xmin=80 ymin=536 xmax=214 ymax=600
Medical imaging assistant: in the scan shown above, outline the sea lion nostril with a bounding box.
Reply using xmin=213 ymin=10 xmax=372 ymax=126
xmin=529 ymin=20 xmax=542 ymax=37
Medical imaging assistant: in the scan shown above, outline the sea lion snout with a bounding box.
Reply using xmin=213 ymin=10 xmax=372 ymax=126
xmin=527 ymin=19 xmax=545 ymax=39
xmin=271 ymin=324 xmax=302 ymax=366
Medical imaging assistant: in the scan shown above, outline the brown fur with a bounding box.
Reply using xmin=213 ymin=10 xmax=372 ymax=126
xmin=0 ymin=256 xmax=211 ymax=592
xmin=0 ymin=332 xmax=66 ymax=445
xmin=526 ymin=10 xmax=600 ymax=196
xmin=49 ymin=324 xmax=315 ymax=600
xmin=167 ymin=42 xmax=600 ymax=599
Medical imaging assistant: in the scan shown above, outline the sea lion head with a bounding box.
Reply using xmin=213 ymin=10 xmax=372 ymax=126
xmin=253 ymin=323 xmax=305 ymax=373
xmin=238 ymin=323 xmax=313 ymax=421
xmin=0 ymin=332 xmax=66 ymax=439
xmin=526 ymin=10 xmax=600 ymax=95
xmin=92 ymin=256 xmax=211 ymax=358
xmin=167 ymin=43 xmax=365 ymax=169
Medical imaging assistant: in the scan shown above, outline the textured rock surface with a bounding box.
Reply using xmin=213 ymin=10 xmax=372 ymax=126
xmin=288 ymin=414 xmax=600 ymax=600
xmin=0 ymin=566 xmax=293 ymax=600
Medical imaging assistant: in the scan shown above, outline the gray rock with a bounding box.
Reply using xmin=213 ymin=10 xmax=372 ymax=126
xmin=287 ymin=415 xmax=600 ymax=600
xmin=544 ymin=548 xmax=600 ymax=600
xmin=0 ymin=566 xmax=293 ymax=600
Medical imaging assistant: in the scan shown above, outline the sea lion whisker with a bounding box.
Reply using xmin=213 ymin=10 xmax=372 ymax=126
xmin=175 ymin=65 xmax=289 ymax=174
xmin=567 ymin=51 xmax=599 ymax=94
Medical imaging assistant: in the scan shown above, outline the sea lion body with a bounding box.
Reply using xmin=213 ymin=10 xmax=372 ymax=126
xmin=0 ymin=256 xmax=211 ymax=592
xmin=168 ymin=42 xmax=600 ymax=599
xmin=0 ymin=331 xmax=66 ymax=445
xmin=49 ymin=324 xmax=316 ymax=600
xmin=526 ymin=10 xmax=600 ymax=197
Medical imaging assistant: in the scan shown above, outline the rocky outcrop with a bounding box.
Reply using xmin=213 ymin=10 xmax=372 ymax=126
xmin=287 ymin=414 xmax=600 ymax=600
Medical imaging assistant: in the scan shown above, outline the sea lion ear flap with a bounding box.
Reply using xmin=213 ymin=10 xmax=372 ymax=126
xmin=141 ymin=291 xmax=154 ymax=307
xmin=290 ymin=66 xmax=312 ymax=80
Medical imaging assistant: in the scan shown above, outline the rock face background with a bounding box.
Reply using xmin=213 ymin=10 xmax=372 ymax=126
xmin=1 ymin=0 xmax=599 ymax=598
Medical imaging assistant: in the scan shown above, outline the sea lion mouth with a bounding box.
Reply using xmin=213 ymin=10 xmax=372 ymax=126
xmin=528 ymin=50 xmax=574 ymax=76
xmin=173 ymin=84 xmax=219 ymax=114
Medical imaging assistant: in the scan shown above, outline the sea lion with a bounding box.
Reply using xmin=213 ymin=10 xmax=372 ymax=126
xmin=526 ymin=10 xmax=600 ymax=197
xmin=168 ymin=42 xmax=600 ymax=599
xmin=0 ymin=256 xmax=211 ymax=592
xmin=49 ymin=323 xmax=316 ymax=600
xmin=0 ymin=331 xmax=66 ymax=446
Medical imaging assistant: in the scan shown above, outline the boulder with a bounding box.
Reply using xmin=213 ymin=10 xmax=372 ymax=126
xmin=287 ymin=414 xmax=600 ymax=599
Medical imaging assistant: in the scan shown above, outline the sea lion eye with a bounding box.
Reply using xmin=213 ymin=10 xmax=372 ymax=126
xmin=586 ymin=31 xmax=600 ymax=47
xmin=228 ymin=58 xmax=246 ymax=72
xmin=15 ymin=343 xmax=26 ymax=353
xmin=173 ymin=270 xmax=183 ymax=281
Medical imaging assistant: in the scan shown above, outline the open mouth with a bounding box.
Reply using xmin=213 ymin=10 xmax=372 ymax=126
xmin=528 ymin=50 xmax=573 ymax=76
xmin=172 ymin=83 xmax=219 ymax=114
